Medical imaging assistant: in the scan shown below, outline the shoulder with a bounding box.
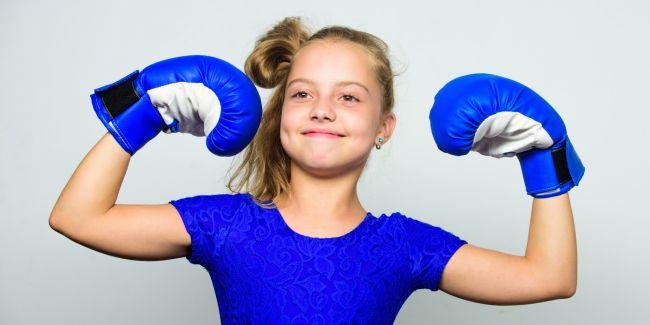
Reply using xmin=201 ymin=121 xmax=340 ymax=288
xmin=372 ymin=211 xmax=435 ymax=232
xmin=169 ymin=192 xmax=247 ymax=213
xmin=390 ymin=212 xmax=466 ymax=244
xmin=368 ymin=212 xmax=433 ymax=238
xmin=168 ymin=193 xmax=248 ymax=267
xmin=398 ymin=213 xmax=468 ymax=291
xmin=398 ymin=213 xmax=445 ymax=232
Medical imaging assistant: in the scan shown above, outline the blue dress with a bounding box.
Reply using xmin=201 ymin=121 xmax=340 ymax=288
xmin=169 ymin=192 xmax=467 ymax=324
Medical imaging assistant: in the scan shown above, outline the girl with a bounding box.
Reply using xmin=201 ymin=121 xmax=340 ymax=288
xmin=50 ymin=16 xmax=577 ymax=324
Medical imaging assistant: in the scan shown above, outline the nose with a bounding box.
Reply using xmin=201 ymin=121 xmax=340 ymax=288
xmin=309 ymin=98 xmax=336 ymax=122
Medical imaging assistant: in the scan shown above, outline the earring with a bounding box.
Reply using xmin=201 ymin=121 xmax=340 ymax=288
xmin=375 ymin=137 xmax=383 ymax=150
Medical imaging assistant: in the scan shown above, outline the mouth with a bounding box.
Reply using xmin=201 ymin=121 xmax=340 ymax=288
xmin=303 ymin=132 xmax=344 ymax=139
xmin=301 ymin=129 xmax=345 ymax=138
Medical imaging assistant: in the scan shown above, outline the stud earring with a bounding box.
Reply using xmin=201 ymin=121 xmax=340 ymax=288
xmin=375 ymin=137 xmax=383 ymax=150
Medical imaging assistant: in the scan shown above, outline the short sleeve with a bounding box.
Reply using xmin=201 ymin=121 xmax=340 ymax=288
xmin=403 ymin=216 xmax=468 ymax=292
xmin=169 ymin=193 xmax=243 ymax=269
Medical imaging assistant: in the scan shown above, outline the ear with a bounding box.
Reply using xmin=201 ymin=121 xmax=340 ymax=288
xmin=377 ymin=112 xmax=397 ymax=144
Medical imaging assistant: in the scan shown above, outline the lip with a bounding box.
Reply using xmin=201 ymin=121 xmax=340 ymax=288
xmin=301 ymin=128 xmax=344 ymax=137
xmin=304 ymin=132 xmax=342 ymax=139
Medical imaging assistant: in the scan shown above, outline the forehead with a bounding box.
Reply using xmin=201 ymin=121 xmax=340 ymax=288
xmin=288 ymin=39 xmax=376 ymax=89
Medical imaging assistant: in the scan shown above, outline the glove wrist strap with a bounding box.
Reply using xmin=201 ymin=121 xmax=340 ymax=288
xmin=93 ymin=70 xmax=141 ymax=119
xmin=90 ymin=70 xmax=165 ymax=155
xmin=516 ymin=137 xmax=585 ymax=198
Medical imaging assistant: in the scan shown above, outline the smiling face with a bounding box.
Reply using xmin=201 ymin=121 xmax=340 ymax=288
xmin=280 ymin=39 xmax=388 ymax=177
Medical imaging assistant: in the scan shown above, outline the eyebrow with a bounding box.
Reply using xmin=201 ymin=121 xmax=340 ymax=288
xmin=287 ymin=78 xmax=370 ymax=95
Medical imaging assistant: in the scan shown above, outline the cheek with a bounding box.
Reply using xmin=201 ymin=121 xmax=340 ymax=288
xmin=278 ymin=117 xmax=291 ymax=148
xmin=278 ymin=111 xmax=302 ymax=154
xmin=345 ymin=112 xmax=376 ymax=138
xmin=279 ymin=109 xmax=299 ymax=136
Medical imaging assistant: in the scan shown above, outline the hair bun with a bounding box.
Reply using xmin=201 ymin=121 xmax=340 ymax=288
xmin=244 ymin=17 xmax=310 ymax=89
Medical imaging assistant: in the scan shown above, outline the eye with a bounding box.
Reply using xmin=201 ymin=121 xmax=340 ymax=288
xmin=341 ymin=94 xmax=359 ymax=102
xmin=291 ymin=91 xmax=311 ymax=99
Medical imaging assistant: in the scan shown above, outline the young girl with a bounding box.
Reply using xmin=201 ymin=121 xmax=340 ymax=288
xmin=50 ymin=16 xmax=578 ymax=324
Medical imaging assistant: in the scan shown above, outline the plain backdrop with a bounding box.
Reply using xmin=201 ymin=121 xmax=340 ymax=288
xmin=1 ymin=0 xmax=647 ymax=324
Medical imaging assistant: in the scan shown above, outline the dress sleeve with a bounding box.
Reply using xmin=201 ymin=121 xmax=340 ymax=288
xmin=403 ymin=216 xmax=468 ymax=292
xmin=168 ymin=193 xmax=242 ymax=269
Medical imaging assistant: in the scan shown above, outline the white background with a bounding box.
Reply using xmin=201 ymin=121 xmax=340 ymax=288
xmin=1 ymin=0 xmax=647 ymax=323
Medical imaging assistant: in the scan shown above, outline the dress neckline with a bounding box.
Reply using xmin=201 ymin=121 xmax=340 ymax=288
xmin=245 ymin=193 xmax=372 ymax=240
xmin=273 ymin=208 xmax=372 ymax=241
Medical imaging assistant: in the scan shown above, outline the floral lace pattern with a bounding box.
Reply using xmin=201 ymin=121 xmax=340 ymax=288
xmin=169 ymin=193 xmax=467 ymax=324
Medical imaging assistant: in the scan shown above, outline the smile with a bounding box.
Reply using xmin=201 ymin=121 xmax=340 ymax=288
xmin=303 ymin=132 xmax=343 ymax=139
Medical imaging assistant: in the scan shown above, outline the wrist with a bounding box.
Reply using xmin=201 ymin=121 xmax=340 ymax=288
xmin=90 ymin=71 xmax=166 ymax=155
xmin=516 ymin=136 xmax=585 ymax=198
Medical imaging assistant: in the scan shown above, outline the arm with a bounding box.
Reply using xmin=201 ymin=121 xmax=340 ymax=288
xmin=438 ymin=193 xmax=577 ymax=305
xmin=51 ymin=55 xmax=261 ymax=261
xmin=428 ymin=73 xmax=583 ymax=305
xmin=525 ymin=193 xmax=577 ymax=295
xmin=49 ymin=133 xmax=191 ymax=261
xmin=49 ymin=133 xmax=129 ymax=228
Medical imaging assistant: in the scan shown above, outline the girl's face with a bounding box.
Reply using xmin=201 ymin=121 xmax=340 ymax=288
xmin=280 ymin=39 xmax=386 ymax=177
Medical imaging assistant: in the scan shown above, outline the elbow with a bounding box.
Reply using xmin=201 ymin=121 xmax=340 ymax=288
xmin=49 ymin=204 xmax=62 ymax=230
xmin=49 ymin=213 xmax=64 ymax=232
xmin=542 ymin=268 xmax=577 ymax=299
xmin=539 ymin=274 xmax=576 ymax=300
xmin=562 ymin=284 xmax=577 ymax=298
xmin=49 ymin=215 xmax=60 ymax=231
xmin=559 ymin=273 xmax=578 ymax=298
xmin=555 ymin=282 xmax=577 ymax=299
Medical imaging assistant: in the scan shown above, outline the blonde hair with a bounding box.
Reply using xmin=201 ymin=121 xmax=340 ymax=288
xmin=225 ymin=16 xmax=400 ymax=208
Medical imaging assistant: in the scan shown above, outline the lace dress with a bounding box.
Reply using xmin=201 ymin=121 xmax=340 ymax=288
xmin=170 ymin=192 xmax=467 ymax=324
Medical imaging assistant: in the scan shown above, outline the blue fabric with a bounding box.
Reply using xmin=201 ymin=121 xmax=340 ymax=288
xmin=169 ymin=192 xmax=467 ymax=324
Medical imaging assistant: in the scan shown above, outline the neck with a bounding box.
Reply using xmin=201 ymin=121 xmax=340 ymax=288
xmin=273 ymin=160 xmax=367 ymax=224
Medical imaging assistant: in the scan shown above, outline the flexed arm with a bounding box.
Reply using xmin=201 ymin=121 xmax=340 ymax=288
xmin=49 ymin=55 xmax=261 ymax=260
xmin=426 ymin=74 xmax=582 ymax=304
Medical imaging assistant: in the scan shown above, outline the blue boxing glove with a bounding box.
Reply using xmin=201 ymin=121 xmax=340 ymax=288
xmin=429 ymin=73 xmax=585 ymax=198
xmin=90 ymin=55 xmax=262 ymax=156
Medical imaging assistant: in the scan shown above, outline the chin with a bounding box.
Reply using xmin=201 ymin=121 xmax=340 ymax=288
xmin=299 ymin=153 xmax=367 ymax=176
xmin=302 ymin=164 xmax=349 ymax=178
